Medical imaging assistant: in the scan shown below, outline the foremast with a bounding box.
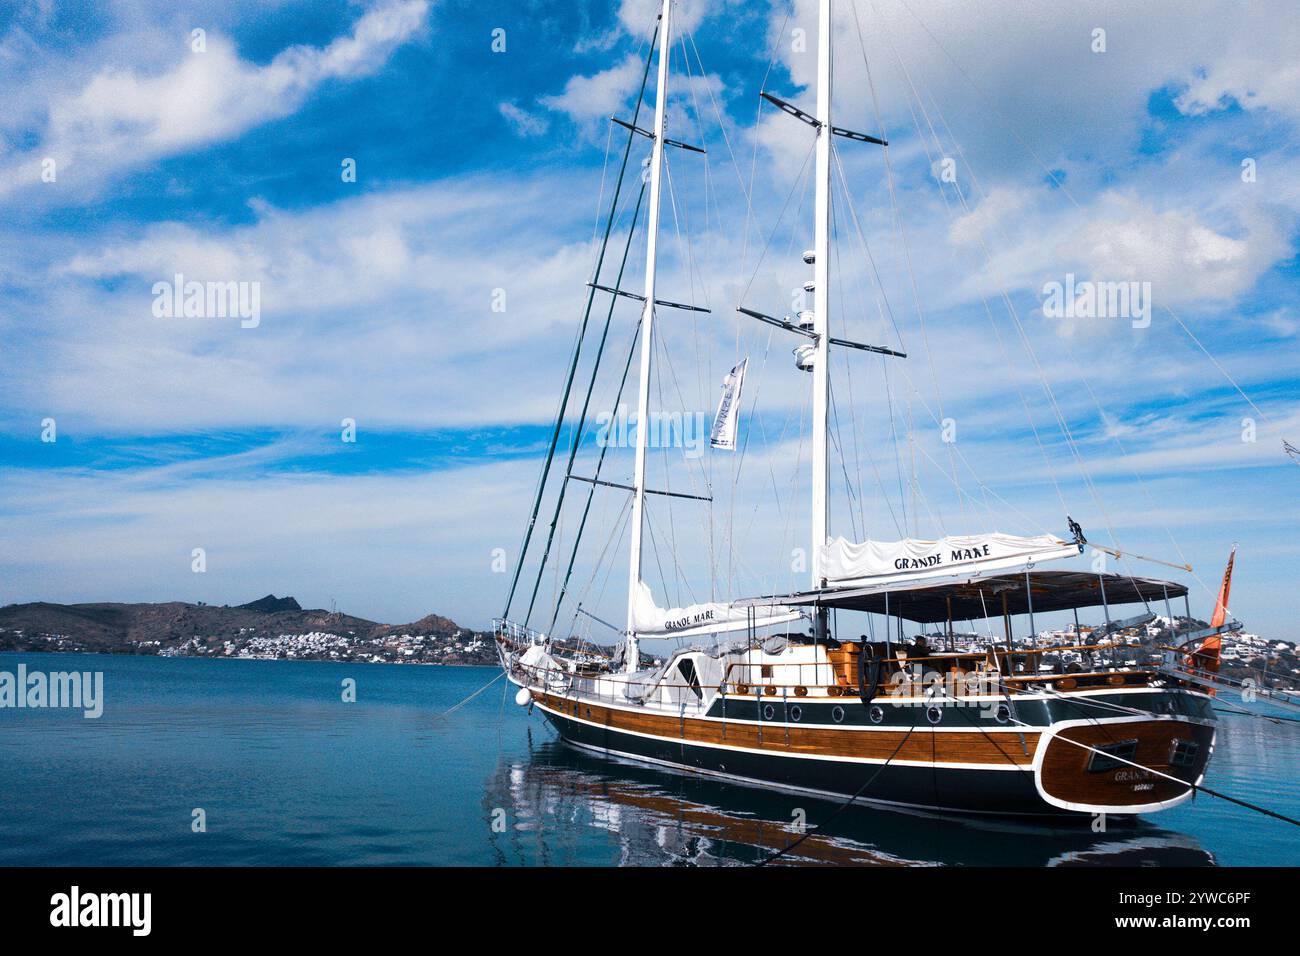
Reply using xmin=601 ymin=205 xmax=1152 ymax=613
xmin=625 ymin=0 xmax=673 ymax=673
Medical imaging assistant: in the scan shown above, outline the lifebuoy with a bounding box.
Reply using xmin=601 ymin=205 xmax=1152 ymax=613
xmin=857 ymin=643 xmax=881 ymax=705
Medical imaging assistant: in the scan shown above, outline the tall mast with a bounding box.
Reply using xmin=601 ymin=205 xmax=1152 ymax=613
xmin=625 ymin=0 xmax=672 ymax=673
xmin=810 ymin=0 xmax=832 ymax=612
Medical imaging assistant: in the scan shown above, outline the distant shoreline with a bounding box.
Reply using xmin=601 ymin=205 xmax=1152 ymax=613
xmin=0 ymin=647 xmax=497 ymax=667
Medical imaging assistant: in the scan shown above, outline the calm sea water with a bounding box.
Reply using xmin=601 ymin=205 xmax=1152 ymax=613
xmin=1 ymin=652 xmax=1296 ymax=866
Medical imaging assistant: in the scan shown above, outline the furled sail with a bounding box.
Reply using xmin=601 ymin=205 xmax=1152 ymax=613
xmin=820 ymin=532 xmax=1081 ymax=588
xmin=631 ymin=581 xmax=803 ymax=639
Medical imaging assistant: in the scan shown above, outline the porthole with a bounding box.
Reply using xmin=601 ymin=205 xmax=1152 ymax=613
xmin=831 ymin=706 xmax=846 ymax=724
xmin=790 ymin=705 xmax=803 ymax=722
xmin=926 ymin=706 xmax=943 ymax=725
xmin=763 ymin=704 xmax=775 ymax=721
xmin=995 ymin=703 xmax=1011 ymax=725
xmin=869 ymin=705 xmax=885 ymax=725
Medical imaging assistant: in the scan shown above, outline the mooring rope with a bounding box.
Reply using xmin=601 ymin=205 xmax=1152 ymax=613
xmin=756 ymin=723 xmax=917 ymax=866
xmin=432 ymin=671 xmax=506 ymax=723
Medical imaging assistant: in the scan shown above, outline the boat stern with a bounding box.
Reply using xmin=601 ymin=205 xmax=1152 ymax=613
xmin=1031 ymin=716 xmax=1215 ymax=815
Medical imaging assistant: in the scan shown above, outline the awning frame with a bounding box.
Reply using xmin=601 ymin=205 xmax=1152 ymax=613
xmin=734 ymin=570 xmax=1189 ymax=625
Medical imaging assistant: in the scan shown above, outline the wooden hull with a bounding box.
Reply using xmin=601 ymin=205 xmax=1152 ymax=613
xmin=528 ymin=687 xmax=1216 ymax=817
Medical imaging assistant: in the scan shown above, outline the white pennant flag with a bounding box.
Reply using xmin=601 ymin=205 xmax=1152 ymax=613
xmin=710 ymin=358 xmax=748 ymax=451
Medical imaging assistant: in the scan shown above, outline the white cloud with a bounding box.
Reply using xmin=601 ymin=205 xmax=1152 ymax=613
xmin=616 ymin=0 xmax=708 ymax=37
xmin=0 ymin=0 xmax=429 ymax=199
xmin=16 ymin=174 xmax=612 ymax=433
xmin=1067 ymin=193 xmax=1289 ymax=305
xmin=761 ymin=0 xmax=1300 ymax=185
xmin=540 ymin=54 xmax=644 ymax=122
xmin=498 ymin=100 xmax=550 ymax=137
xmin=948 ymin=186 xmax=1029 ymax=247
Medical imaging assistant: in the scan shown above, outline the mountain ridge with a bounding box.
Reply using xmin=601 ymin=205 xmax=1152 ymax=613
xmin=0 ymin=596 xmax=494 ymax=665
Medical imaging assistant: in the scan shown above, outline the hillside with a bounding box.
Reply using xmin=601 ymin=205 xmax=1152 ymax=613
xmin=0 ymin=596 xmax=494 ymax=665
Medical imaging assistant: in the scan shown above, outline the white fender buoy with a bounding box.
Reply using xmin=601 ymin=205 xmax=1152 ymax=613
xmin=515 ymin=687 xmax=531 ymax=707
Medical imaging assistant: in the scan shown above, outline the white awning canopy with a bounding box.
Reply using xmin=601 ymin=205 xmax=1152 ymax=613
xmin=631 ymin=581 xmax=804 ymax=639
xmin=821 ymin=532 xmax=1081 ymax=589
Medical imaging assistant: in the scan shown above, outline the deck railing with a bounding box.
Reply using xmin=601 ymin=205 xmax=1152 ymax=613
xmin=497 ymin=633 xmax=1159 ymax=709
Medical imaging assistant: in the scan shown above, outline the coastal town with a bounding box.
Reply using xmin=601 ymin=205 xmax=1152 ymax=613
xmin=1 ymin=598 xmax=1295 ymax=684
xmin=157 ymin=628 xmax=492 ymax=665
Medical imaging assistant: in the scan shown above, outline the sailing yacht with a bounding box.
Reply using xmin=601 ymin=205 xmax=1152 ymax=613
xmin=495 ymin=0 xmax=1230 ymax=817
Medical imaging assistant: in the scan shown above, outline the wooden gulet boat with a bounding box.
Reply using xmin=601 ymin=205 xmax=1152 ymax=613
xmin=496 ymin=0 xmax=1227 ymax=818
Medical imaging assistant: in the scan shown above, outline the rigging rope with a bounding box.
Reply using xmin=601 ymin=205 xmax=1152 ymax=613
xmin=527 ymin=181 xmax=649 ymax=625
xmin=503 ymin=24 xmax=661 ymax=623
xmin=886 ymin=0 xmax=1278 ymax=596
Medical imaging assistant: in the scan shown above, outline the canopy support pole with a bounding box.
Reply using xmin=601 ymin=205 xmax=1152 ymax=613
xmin=1098 ymin=573 xmax=1112 ymax=666
xmin=945 ymin=595 xmax=953 ymax=652
xmin=1025 ymin=571 xmax=1036 ymax=649
xmin=884 ymin=592 xmax=892 ymax=659
xmin=1002 ymin=591 xmax=1012 ymax=653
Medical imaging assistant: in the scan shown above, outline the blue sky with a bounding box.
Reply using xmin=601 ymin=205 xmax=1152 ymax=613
xmin=1 ymin=0 xmax=1297 ymax=640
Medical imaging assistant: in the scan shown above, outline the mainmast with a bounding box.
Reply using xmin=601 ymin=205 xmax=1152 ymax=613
xmin=810 ymin=0 xmax=832 ymax=632
xmin=625 ymin=0 xmax=673 ymax=673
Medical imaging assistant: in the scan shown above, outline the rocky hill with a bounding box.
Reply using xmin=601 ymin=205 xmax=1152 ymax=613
xmin=0 ymin=596 xmax=494 ymax=665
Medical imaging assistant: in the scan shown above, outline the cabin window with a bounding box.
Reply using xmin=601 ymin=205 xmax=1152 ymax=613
xmin=761 ymin=664 xmax=773 ymax=679
xmin=1169 ymin=739 xmax=1200 ymax=768
xmin=1086 ymin=739 xmax=1139 ymax=773
xmin=677 ymin=658 xmax=703 ymax=700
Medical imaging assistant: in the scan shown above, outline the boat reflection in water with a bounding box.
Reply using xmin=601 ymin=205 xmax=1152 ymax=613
xmin=482 ymin=735 xmax=1214 ymax=867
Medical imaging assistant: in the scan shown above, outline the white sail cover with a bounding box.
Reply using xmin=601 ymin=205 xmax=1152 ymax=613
xmin=631 ymin=581 xmax=802 ymax=639
xmin=821 ymin=532 xmax=1081 ymax=588
xmin=709 ymin=358 xmax=748 ymax=451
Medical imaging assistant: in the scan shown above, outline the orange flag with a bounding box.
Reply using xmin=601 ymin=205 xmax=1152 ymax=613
xmin=1210 ymin=547 xmax=1236 ymax=628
